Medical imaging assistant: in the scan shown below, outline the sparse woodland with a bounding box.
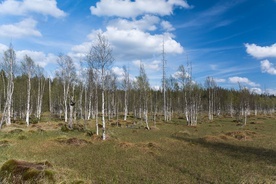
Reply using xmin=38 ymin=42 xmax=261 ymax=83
xmin=0 ymin=36 xmax=275 ymax=132
xmin=0 ymin=36 xmax=275 ymax=183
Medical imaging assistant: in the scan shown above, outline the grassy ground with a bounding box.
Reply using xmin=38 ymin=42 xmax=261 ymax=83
xmin=0 ymin=114 xmax=275 ymax=183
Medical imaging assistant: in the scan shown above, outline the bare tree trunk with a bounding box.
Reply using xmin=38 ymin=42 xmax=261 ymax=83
xmin=144 ymin=109 xmax=150 ymax=130
xmin=102 ymin=69 xmax=106 ymax=140
xmin=64 ymin=83 xmax=68 ymax=123
xmin=95 ymin=81 xmax=99 ymax=135
xmin=26 ymin=75 xmax=31 ymax=126
xmin=87 ymin=90 xmax=92 ymax=120
xmin=84 ymin=88 xmax=88 ymax=119
xmin=36 ymin=77 xmax=45 ymax=120
xmin=0 ymin=46 xmax=16 ymax=128
xmin=124 ymin=89 xmax=128 ymax=120
xmin=78 ymin=84 xmax=84 ymax=119
xmin=69 ymin=99 xmax=74 ymax=129
xmin=162 ymin=38 xmax=167 ymax=122
xmin=49 ymin=78 xmax=52 ymax=113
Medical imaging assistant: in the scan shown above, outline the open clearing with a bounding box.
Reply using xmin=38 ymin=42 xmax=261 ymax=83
xmin=0 ymin=115 xmax=275 ymax=183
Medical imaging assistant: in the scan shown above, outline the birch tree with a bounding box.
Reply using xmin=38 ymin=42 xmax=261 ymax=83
xmin=176 ymin=64 xmax=200 ymax=126
xmin=56 ymin=54 xmax=76 ymax=125
xmin=35 ymin=66 xmax=46 ymax=120
xmin=21 ymin=55 xmax=35 ymax=126
xmin=87 ymin=33 xmax=114 ymax=140
xmin=136 ymin=64 xmax=150 ymax=130
xmin=205 ymin=76 xmax=216 ymax=121
xmin=239 ymin=84 xmax=250 ymax=126
xmin=0 ymin=44 xmax=16 ymax=128
xmin=122 ymin=65 xmax=130 ymax=121
xmin=177 ymin=65 xmax=188 ymax=118
xmin=162 ymin=38 xmax=167 ymax=122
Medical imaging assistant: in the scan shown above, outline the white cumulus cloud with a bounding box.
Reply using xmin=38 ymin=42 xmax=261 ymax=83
xmin=229 ymin=76 xmax=260 ymax=87
xmin=112 ymin=66 xmax=124 ymax=76
xmin=71 ymin=28 xmax=183 ymax=61
xmin=260 ymin=59 xmax=276 ymax=75
xmin=161 ymin=20 xmax=175 ymax=31
xmin=0 ymin=0 xmax=66 ymax=18
xmin=214 ymin=78 xmax=226 ymax=83
xmin=90 ymin=0 xmax=191 ymax=18
xmin=106 ymin=27 xmax=183 ymax=59
xmin=0 ymin=43 xmax=9 ymax=54
xmin=0 ymin=18 xmax=41 ymax=38
xmin=108 ymin=15 xmax=160 ymax=31
xmin=250 ymin=88 xmax=262 ymax=94
xmin=133 ymin=59 xmax=161 ymax=71
xmin=245 ymin=43 xmax=276 ymax=59
xmin=16 ymin=50 xmax=57 ymax=67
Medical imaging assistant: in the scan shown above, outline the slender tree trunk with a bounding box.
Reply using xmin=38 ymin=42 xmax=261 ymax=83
xmin=26 ymin=75 xmax=31 ymax=126
xmin=95 ymin=81 xmax=99 ymax=135
xmin=102 ymin=79 xmax=106 ymax=140
xmin=144 ymin=109 xmax=150 ymax=130
xmin=78 ymin=85 xmax=84 ymax=119
xmin=1 ymin=78 xmax=14 ymax=127
xmin=124 ymin=89 xmax=128 ymax=120
xmin=36 ymin=77 xmax=45 ymax=120
xmin=49 ymin=79 xmax=52 ymax=113
xmin=69 ymin=102 xmax=74 ymax=129
xmin=64 ymin=82 xmax=69 ymax=123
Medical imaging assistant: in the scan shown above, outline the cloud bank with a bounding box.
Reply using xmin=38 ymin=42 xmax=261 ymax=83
xmin=71 ymin=0 xmax=186 ymax=63
xmin=0 ymin=18 xmax=41 ymax=38
xmin=0 ymin=0 xmax=66 ymax=18
xmin=229 ymin=76 xmax=259 ymax=87
xmin=90 ymin=0 xmax=191 ymax=18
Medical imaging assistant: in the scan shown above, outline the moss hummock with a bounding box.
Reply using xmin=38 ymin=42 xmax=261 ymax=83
xmin=0 ymin=159 xmax=55 ymax=183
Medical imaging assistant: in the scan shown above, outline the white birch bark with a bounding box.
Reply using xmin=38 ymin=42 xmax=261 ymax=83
xmin=26 ymin=73 xmax=31 ymax=126
xmin=0 ymin=45 xmax=16 ymax=128
xmin=56 ymin=54 xmax=76 ymax=124
xmin=87 ymin=33 xmax=114 ymax=140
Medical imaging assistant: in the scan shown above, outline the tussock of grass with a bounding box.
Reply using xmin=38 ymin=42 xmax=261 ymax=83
xmin=0 ymin=140 xmax=11 ymax=147
xmin=118 ymin=141 xmax=135 ymax=149
xmin=9 ymin=128 xmax=23 ymax=134
xmin=225 ymin=130 xmax=257 ymax=141
xmin=55 ymin=137 xmax=90 ymax=146
xmin=17 ymin=135 xmax=28 ymax=140
xmin=172 ymin=130 xmax=191 ymax=137
xmin=250 ymin=121 xmax=264 ymax=124
xmin=202 ymin=130 xmax=258 ymax=142
xmin=201 ymin=135 xmax=226 ymax=142
xmin=0 ymin=159 xmax=54 ymax=183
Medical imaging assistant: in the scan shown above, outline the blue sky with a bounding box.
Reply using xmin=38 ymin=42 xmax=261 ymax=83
xmin=0 ymin=0 xmax=275 ymax=94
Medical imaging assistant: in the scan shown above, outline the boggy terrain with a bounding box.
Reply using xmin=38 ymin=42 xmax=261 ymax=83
xmin=0 ymin=114 xmax=275 ymax=183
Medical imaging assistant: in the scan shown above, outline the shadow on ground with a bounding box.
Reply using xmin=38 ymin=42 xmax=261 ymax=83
xmin=171 ymin=135 xmax=276 ymax=165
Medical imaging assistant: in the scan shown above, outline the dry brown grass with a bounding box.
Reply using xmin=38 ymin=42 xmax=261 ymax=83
xmin=201 ymin=130 xmax=259 ymax=142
